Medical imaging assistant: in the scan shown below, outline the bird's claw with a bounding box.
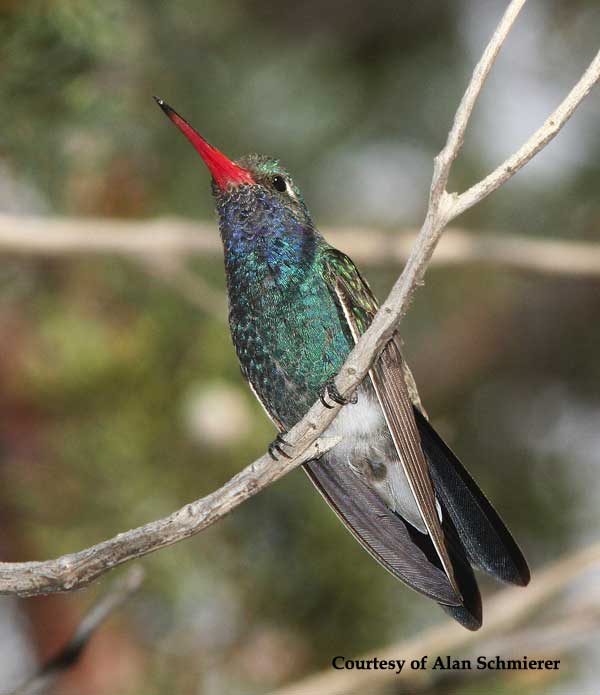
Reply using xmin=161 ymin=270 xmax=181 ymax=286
xmin=268 ymin=432 xmax=293 ymax=461
xmin=319 ymin=378 xmax=357 ymax=409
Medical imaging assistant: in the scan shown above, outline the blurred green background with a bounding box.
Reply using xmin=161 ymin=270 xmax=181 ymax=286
xmin=1 ymin=0 xmax=599 ymax=693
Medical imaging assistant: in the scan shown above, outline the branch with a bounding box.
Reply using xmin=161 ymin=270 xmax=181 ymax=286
xmin=453 ymin=47 xmax=600 ymax=219
xmin=1 ymin=0 xmax=598 ymax=596
xmin=430 ymin=0 xmax=528 ymax=201
xmin=422 ymin=231 xmax=600 ymax=277
xmin=388 ymin=605 xmax=600 ymax=694
xmin=9 ymin=566 xmax=144 ymax=695
xmin=269 ymin=542 xmax=600 ymax=695
xmin=0 ymin=215 xmax=218 ymax=257
xmin=0 ymin=436 xmax=340 ymax=596
xmin=3 ymin=216 xmax=600 ymax=277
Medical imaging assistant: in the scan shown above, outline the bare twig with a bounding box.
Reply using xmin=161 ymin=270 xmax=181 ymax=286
xmin=476 ymin=606 xmax=600 ymax=664
xmin=9 ymin=566 xmax=145 ymax=695
xmin=390 ymin=606 xmax=600 ymax=694
xmin=419 ymin=231 xmax=600 ymax=277
xmin=0 ymin=0 xmax=598 ymax=596
xmin=269 ymin=542 xmax=600 ymax=695
xmin=0 ymin=215 xmax=217 ymax=257
xmin=453 ymin=47 xmax=600 ymax=219
xmin=0 ymin=437 xmax=339 ymax=596
xmin=3 ymin=216 xmax=600 ymax=277
xmin=431 ymin=0 xmax=528 ymax=201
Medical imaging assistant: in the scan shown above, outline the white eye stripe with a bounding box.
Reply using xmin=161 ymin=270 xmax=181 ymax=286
xmin=285 ymin=180 xmax=297 ymax=199
xmin=272 ymin=174 xmax=297 ymax=199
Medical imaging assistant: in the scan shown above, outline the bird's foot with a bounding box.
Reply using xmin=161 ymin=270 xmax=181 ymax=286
xmin=268 ymin=432 xmax=293 ymax=461
xmin=319 ymin=378 xmax=358 ymax=409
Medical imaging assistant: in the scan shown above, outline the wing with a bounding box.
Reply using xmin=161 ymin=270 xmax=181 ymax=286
xmin=303 ymin=456 xmax=465 ymax=605
xmin=322 ymin=247 xmax=461 ymax=598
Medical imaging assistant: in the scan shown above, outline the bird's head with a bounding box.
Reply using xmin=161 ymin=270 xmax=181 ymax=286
xmin=154 ymin=97 xmax=313 ymax=234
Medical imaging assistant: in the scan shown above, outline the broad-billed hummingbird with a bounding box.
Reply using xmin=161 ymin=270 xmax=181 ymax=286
xmin=155 ymin=97 xmax=529 ymax=630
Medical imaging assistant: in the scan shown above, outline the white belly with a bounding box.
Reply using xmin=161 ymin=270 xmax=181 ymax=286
xmin=325 ymin=391 xmax=428 ymax=532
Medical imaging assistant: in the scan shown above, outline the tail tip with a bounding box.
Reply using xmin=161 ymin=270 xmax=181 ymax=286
xmin=440 ymin=601 xmax=482 ymax=631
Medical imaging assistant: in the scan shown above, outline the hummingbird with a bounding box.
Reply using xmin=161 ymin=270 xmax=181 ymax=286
xmin=155 ymin=97 xmax=530 ymax=630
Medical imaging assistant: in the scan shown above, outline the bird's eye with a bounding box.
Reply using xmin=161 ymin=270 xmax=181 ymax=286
xmin=272 ymin=175 xmax=287 ymax=192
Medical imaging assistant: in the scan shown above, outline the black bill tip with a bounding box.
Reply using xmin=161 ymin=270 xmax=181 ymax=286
xmin=153 ymin=96 xmax=175 ymax=116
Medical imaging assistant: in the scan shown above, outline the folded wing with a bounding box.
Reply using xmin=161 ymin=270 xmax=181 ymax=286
xmin=322 ymin=248 xmax=462 ymax=600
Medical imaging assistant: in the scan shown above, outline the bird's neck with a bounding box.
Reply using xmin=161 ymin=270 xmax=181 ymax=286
xmin=217 ymin=187 xmax=322 ymax=298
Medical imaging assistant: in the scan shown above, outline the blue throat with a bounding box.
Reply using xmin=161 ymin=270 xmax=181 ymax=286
xmin=216 ymin=185 xmax=321 ymax=296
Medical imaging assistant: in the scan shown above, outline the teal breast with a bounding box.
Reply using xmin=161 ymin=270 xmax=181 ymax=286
xmin=228 ymin=248 xmax=353 ymax=428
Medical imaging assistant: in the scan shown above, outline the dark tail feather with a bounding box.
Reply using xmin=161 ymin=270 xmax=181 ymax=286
xmin=303 ymin=457 xmax=483 ymax=629
xmin=404 ymin=507 xmax=482 ymax=630
xmin=440 ymin=603 xmax=482 ymax=631
xmin=414 ymin=407 xmax=530 ymax=587
xmin=442 ymin=517 xmax=482 ymax=630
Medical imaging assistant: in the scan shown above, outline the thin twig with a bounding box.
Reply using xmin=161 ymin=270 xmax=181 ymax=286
xmin=0 ymin=215 xmax=217 ymax=257
xmin=3 ymin=216 xmax=600 ymax=277
xmin=0 ymin=437 xmax=340 ymax=596
xmin=452 ymin=48 xmax=600 ymax=219
xmin=9 ymin=566 xmax=145 ymax=695
xmin=431 ymin=0 xmax=528 ymax=200
xmin=391 ymin=607 xmax=600 ymax=694
xmin=0 ymin=0 xmax=598 ymax=596
xmin=268 ymin=542 xmax=600 ymax=695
